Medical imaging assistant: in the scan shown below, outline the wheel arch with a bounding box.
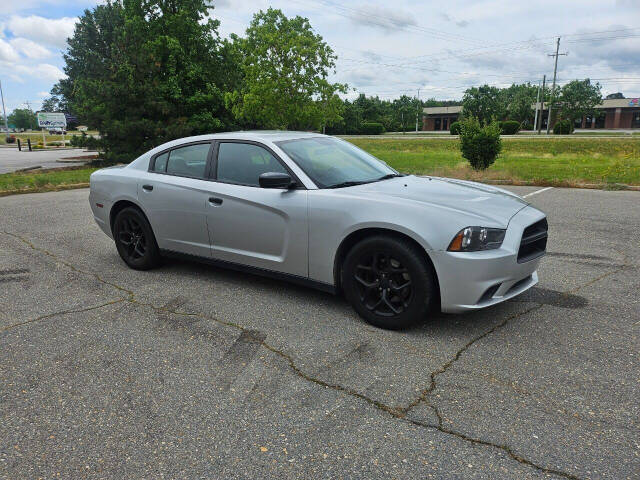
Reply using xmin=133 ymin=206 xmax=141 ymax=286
xmin=332 ymin=227 xmax=441 ymax=307
xmin=109 ymin=199 xmax=151 ymax=235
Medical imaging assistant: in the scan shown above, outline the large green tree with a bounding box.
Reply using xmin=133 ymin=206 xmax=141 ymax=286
xmin=8 ymin=109 xmax=37 ymax=130
xmin=558 ymin=79 xmax=602 ymax=124
xmin=461 ymin=85 xmax=505 ymax=126
xmin=226 ymin=8 xmax=347 ymax=131
xmin=54 ymin=0 xmax=237 ymax=163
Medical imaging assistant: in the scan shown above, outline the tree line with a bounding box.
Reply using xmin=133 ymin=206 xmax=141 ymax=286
xmin=33 ymin=0 xmax=606 ymax=162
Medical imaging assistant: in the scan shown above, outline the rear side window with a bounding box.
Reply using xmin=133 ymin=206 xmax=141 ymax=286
xmin=166 ymin=144 xmax=210 ymax=178
xmin=216 ymin=142 xmax=288 ymax=187
xmin=152 ymin=152 xmax=168 ymax=172
xmin=151 ymin=143 xmax=210 ymax=178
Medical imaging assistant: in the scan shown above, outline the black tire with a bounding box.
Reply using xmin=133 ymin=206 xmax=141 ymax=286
xmin=342 ymin=235 xmax=436 ymax=329
xmin=113 ymin=207 xmax=161 ymax=270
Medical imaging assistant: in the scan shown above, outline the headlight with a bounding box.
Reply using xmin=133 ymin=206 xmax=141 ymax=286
xmin=447 ymin=226 xmax=506 ymax=252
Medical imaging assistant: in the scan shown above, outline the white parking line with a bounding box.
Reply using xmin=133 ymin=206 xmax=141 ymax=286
xmin=523 ymin=186 xmax=553 ymax=198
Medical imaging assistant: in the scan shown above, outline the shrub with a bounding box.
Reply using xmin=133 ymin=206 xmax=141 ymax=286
xmin=449 ymin=121 xmax=461 ymax=135
xmin=360 ymin=122 xmax=385 ymax=135
xmin=5 ymin=135 xmax=16 ymax=144
xmin=499 ymin=120 xmax=520 ymax=135
xmin=553 ymin=119 xmax=574 ymax=134
xmin=459 ymin=117 xmax=502 ymax=171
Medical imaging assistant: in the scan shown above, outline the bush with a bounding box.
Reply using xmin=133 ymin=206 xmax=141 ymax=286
xmin=459 ymin=117 xmax=502 ymax=171
xmin=449 ymin=121 xmax=461 ymax=135
xmin=499 ymin=120 xmax=520 ymax=135
xmin=553 ymin=119 xmax=574 ymax=134
xmin=360 ymin=122 xmax=385 ymax=135
xmin=5 ymin=135 xmax=16 ymax=144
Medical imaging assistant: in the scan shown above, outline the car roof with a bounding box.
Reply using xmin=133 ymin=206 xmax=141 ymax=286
xmin=176 ymin=130 xmax=324 ymax=144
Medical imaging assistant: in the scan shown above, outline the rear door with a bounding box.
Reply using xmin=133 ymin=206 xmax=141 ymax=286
xmin=137 ymin=141 xmax=214 ymax=258
xmin=204 ymin=140 xmax=308 ymax=278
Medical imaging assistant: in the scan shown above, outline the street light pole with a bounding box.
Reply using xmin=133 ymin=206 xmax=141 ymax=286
xmin=0 ymin=79 xmax=9 ymax=140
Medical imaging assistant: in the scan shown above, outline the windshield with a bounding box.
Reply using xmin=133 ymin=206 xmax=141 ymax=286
xmin=276 ymin=137 xmax=397 ymax=188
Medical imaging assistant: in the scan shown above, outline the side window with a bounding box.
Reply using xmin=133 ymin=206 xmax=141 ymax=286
xmin=216 ymin=142 xmax=288 ymax=187
xmin=165 ymin=143 xmax=210 ymax=178
xmin=152 ymin=152 xmax=168 ymax=172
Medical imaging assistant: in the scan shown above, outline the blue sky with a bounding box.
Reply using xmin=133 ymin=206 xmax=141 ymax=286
xmin=1 ymin=0 xmax=639 ymax=115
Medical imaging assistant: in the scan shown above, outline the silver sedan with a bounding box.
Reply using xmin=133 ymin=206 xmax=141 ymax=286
xmin=89 ymin=131 xmax=547 ymax=329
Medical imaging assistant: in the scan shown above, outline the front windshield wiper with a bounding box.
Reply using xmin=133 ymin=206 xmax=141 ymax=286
xmin=375 ymin=173 xmax=404 ymax=181
xmin=326 ymin=180 xmax=371 ymax=189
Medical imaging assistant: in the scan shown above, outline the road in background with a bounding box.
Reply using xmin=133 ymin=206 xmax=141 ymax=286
xmin=1 ymin=186 xmax=638 ymax=479
xmin=0 ymin=147 xmax=91 ymax=173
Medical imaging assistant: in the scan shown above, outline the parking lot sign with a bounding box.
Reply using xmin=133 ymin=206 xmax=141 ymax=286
xmin=37 ymin=112 xmax=67 ymax=129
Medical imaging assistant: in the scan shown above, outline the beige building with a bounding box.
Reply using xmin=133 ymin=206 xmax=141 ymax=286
xmin=422 ymin=98 xmax=640 ymax=131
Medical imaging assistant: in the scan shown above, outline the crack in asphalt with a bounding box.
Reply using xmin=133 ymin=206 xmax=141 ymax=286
xmin=2 ymin=231 xmax=630 ymax=480
xmin=0 ymin=299 xmax=126 ymax=333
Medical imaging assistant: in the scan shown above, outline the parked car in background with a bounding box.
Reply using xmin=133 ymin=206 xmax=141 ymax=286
xmin=89 ymin=131 xmax=547 ymax=329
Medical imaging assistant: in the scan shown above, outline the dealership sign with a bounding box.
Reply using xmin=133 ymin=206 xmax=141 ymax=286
xmin=37 ymin=112 xmax=67 ymax=129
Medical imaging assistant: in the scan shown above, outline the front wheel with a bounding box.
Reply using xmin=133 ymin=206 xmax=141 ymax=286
xmin=342 ymin=235 xmax=436 ymax=329
xmin=113 ymin=207 xmax=161 ymax=270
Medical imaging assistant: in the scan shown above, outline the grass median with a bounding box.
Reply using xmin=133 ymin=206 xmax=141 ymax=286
xmin=0 ymin=167 xmax=98 ymax=196
xmin=1 ymin=136 xmax=638 ymax=197
xmin=346 ymin=137 xmax=640 ymax=187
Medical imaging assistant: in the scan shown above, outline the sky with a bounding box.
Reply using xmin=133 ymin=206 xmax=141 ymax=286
xmin=1 ymin=0 xmax=639 ymax=115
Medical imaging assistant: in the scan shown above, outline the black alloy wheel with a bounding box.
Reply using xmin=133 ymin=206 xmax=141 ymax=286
xmin=354 ymin=252 xmax=413 ymax=316
xmin=113 ymin=207 xmax=160 ymax=270
xmin=342 ymin=235 xmax=436 ymax=329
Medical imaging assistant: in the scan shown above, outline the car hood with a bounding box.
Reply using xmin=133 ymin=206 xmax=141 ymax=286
xmin=340 ymin=175 xmax=529 ymax=227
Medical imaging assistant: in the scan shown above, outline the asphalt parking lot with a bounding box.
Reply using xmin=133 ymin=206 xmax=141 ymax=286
xmin=1 ymin=186 xmax=638 ymax=479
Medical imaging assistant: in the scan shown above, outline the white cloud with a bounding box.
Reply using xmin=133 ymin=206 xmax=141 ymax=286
xmin=14 ymin=63 xmax=65 ymax=82
xmin=8 ymin=15 xmax=77 ymax=49
xmin=348 ymin=5 xmax=417 ymax=32
xmin=0 ymin=38 xmax=20 ymax=62
xmin=10 ymin=38 xmax=51 ymax=59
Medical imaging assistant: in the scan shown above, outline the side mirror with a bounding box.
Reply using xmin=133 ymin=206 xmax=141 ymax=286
xmin=259 ymin=172 xmax=294 ymax=189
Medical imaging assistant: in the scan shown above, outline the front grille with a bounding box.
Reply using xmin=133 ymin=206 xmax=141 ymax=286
xmin=517 ymin=218 xmax=548 ymax=263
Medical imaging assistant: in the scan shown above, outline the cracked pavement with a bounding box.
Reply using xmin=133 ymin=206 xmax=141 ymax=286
xmin=0 ymin=186 xmax=638 ymax=479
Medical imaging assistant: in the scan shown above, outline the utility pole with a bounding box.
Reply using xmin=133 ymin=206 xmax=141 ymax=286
xmin=546 ymin=37 xmax=567 ymax=134
xmin=24 ymin=100 xmax=35 ymax=130
xmin=538 ymin=75 xmax=546 ymax=135
xmin=533 ymin=79 xmax=542 ymax=132
xmin=0 ymin=79 xmax=9 ymax=139
xmin=415 ymin=88 xmax=421 ymax=132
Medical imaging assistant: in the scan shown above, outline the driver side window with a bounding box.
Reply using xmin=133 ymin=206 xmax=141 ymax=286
xmin=216 ymin=142 xmax=288 ymax=187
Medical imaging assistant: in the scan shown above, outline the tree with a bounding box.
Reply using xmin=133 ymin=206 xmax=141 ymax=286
xmin=459 ymin=116 xmax=502 ymax=171
xmin=606 ymin=92 xmax=624 ymax=99
xmin=503 ymin=83 xmax=538 ymax=127
xmin=461 ymin=85 xmax=504 ymax=126
xmin=558 ymin=79 xmax=602 ymax=124
xmin=53 ymin=0 xmax=237 ymax=163
xmin=8 ymin=109 xmax=37 ymax=130
xmin=226 ymin=8 xmax=347 ymax=131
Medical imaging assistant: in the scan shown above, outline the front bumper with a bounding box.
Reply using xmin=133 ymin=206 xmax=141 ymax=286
xmin=431 ymin=206 xmax=546 ymax=313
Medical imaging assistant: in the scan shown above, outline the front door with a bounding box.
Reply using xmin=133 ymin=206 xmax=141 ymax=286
xmin=205 ymin=141 xmax=309 ymax=278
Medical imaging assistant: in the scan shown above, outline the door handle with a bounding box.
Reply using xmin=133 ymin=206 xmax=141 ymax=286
xmin=142 ymin=184 xmax=153 ymax=192
xmin=208 ymin=197 xmax=223 ymax=205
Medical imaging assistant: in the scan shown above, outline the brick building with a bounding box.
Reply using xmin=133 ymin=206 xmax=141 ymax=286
xmin=422 ymin=97 xmax=640 ymax=131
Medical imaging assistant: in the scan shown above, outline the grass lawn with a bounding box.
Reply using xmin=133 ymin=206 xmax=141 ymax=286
xmin=346 ymin=137 xmax=640 ymax=187
xmin=1 ymin=131 xmax=99 ymax=145
xmin=0 ymin=167 xmax=98 ymax=196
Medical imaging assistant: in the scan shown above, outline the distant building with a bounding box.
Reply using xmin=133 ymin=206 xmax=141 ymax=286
xmin=422 ymin=97 xmax=640 ymax=131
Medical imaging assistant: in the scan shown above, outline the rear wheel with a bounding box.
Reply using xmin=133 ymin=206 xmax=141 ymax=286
xmin=342 ymin=235 xmax=436 ymax=329
xmin=113 ymin=207 xmax=160 ymax=270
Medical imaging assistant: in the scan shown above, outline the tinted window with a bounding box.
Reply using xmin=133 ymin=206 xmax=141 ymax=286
xmin=165 ymin=143 xmax=210 ymax=178
xmin=152 ymin=152 xmax=168 ymax=172
xmin=216 ymin=142 xmax=288 ymax=187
